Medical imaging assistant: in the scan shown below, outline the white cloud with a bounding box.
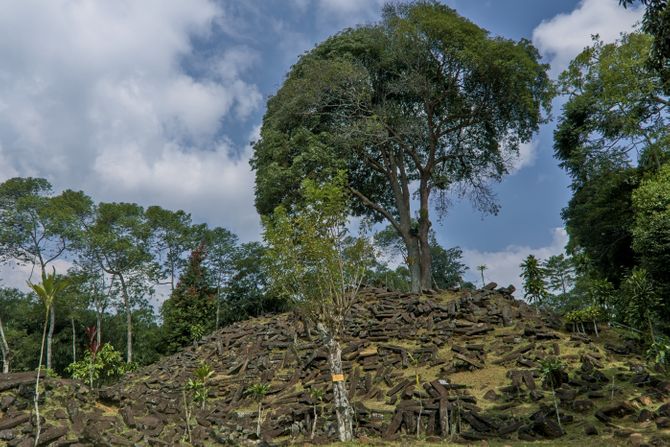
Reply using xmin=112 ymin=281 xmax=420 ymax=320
xmin=461 ymin=227 xmax=568 ymax=297
xmin=283 ymin=0 xmax=385 ymax=27
xmin=0 ymin=0 xmax=262 ymax=242
xmin=92 ymin=133 xmax=261 ymax=241
xmin=0 ymin=259 xmax=73 ymax=292
xmin=532 ymin=0 xmax=643 ymax=76
xmin=508 ymin=140 xmax=539 ymax=174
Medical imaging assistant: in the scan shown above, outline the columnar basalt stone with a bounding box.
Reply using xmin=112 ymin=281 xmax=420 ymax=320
xmin=0 ymin=286 xmax=666 ymax=445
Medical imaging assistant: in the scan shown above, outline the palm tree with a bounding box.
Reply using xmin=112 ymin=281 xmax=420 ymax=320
xmin=477 ymin=265 xmax=488 ymax=287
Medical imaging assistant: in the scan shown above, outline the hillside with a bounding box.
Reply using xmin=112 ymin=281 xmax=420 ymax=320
xmin=1 ymin=285 xmax=670 ymax=446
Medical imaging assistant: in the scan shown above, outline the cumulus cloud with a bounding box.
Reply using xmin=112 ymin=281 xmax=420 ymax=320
xmin=533 ymin=0 xmax=643 ymax=76
xmin=0 ymin=259 xmax=73 ymax=291
xmin=507 ymin=140 xmax=540 ymax=174
xmin=461 ymin=228 xmax=568 ymax=298
xmin=0 ymin=0 xmax=261 ymax=241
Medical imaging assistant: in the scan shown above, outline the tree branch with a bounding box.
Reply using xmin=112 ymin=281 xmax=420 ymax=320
xmin=347 ymin=186 xmax=401 ymax=234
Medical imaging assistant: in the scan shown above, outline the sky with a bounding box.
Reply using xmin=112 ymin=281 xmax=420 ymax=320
xmin=0 ymin=0 xmax=644 ymax=294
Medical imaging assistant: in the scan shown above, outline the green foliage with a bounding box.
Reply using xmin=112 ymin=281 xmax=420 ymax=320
xmin=253 ymin=1 xmax=553 ymax=291
xmin=28 ymin=268 xmax=69 ymax=314
xmin=647 ymin=335 xmax=670 ymax=371
xmin=556 ymin=33 xmax=668 ymax=184
xmin=520 ymin=255 xmax=548 ymax=306
xmin=621 ymin=1 xmax=670 ymax=89
xmin=373 ymin=224 xmax=467 ymax=290
xmin=555 ymin=32 xmax=670 ymax=293
xmin=632 ymin=164 xmax=670 ymax=295
xmin=309 ymin=387 xmax=325 ymax=403
xmin=246 ymin=383 xmax=270 ymax=402
xmin=538 ymin=357 xmax=565 ymax=389
xmin=543 ymin=254 xmax=575 ymax=295
xmin=561 ymin=169 xmax=639 ymax=286
xmin=0 ymin=178 xmax=92 ymax=269
xmin=263 ymin=172 xmax=373 ymax=336
xmin=366 ymin=263 xmax=412 ymax=293
xmin=430 ymin=245 xmax=467 ymax=290
xmin=66 ymin=344 xmax=133 ymax=387
xmin=222 ymin=242 xmax=286 ymax=324
xmin=620 ymin=267 xmax=660 ymax=339
xmin=161 ymin=243 xmax=217 ymax=354
xmin=186 ymin=362 xmax=214 ymax=409
xmin=565 ymin=306 xmax=604 ymax=324
xmin=146 ymin=206 xmax=203 ymax=291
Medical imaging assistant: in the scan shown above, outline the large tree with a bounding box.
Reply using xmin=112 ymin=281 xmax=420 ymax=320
xmin=621 ymin=0 xmax=670 ymax=89
xmin=202 ymin=227 xmax=239 ymax=329
xmin=555 ymin=33 xmax=670 ymax=186
xmin=252 ymin=1 xmax=552 ymax=291
xmin=83 ymin=202 xmax=157 ymax=364
xmin=555 ymin=32 xmax=670 ymax=284
xmin=0 ymin=178 xmax=92 ymax=369
xmin=146 ymin=206 xmax=203 ymax=292
xmin=374 ymin=224 xmax=466 ymax=289
xmin=632 ymin=164 xmax=670 ymax=298
xmin=161 ymin=242 xmax=217 ymax=353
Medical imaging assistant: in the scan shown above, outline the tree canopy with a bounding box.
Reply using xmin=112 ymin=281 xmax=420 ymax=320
xmin=252 ymin=0 xmax=553 ymax=292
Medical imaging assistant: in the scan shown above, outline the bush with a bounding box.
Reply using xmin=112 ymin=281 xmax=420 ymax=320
xmin=66 ymin=344 xmax=134 ymax=388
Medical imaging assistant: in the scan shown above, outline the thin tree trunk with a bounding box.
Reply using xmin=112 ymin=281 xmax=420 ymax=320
xmin=325 ymin=336 xmax=353 ymax=442
xmin=96 ymin=311 xmax=102 ymax=348
xmin=215 ymin=286 xmax=220 ymax=330
xmin=46 ymin=305 xmax=55 ymax=370
xmin=311 ymin=405 xmax=318 ymax=439
xmin=648 ymin=313 xmax=656 ymax=344
xmin=71 ymin=317 xmax=76 ymax=363
xmin=126 ymin=306 xmax=132 ymax=364
xmin=0 ymin=315 xmax=10 ymax=373
xmin=119 ymin=276 xmax=133 ymax=364
xmin=34 ymin=307 xmax=49 ymax=447
xmin=551 ymin=385 xmax=562 ymax=430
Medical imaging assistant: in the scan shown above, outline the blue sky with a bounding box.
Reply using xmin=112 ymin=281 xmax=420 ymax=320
xmin=0 ymin=0 xmax=643 ymax=292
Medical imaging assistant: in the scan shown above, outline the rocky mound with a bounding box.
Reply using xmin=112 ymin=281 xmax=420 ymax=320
xmin=2 ymin=285 xmax=670 ymax=446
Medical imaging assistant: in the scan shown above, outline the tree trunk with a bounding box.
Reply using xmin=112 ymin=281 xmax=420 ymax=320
xmin=96 ymin=311 xmax=102 ymax=348
xmin=71 ymin=317 xmax=76 ymax=363
xmin=256 ymin=402 xmax=263 ymax=437
xmin=404 ymin=234 xmax=422 ymax=293
xmin=325 ymin=335 xmax=354 ymax=442
xmin=119 ymin=276 xmax=133 ymax=364
xmin=215 ymin=286 xmax=221 ymax=330
xmin=311 ymin=405 xmax=318 ymax=439
xmin=34 ymin=306 xmax=50 ymax=447
xmin=46 ymin=305 xmax=55 ymax=370
xmin=0 ymin=315 xmax=10 ymax=373
xmin=418 ymin=180 xmax=432 ymax=291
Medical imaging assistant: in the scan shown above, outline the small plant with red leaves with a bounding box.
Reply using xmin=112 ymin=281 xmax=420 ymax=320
xmin=66 ymin=326 xmax=131 ymax=388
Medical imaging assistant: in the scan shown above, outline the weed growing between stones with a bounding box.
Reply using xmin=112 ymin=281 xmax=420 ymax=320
xmin=309 ymin=387 xmax=325 ymax=440
xmin=539 ymin=357 xmax=565 ymax=432
xmin=182 ymin=361 xmax=214 ymax=443
xmin=246 ymin=383 xmax=270 ymax=438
